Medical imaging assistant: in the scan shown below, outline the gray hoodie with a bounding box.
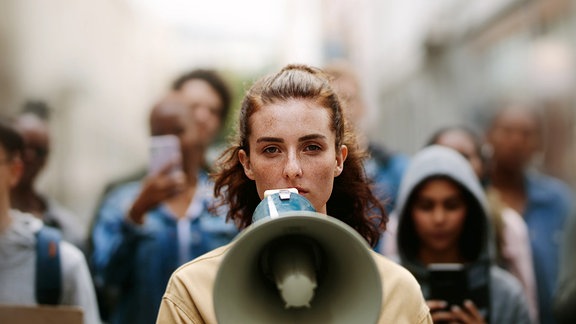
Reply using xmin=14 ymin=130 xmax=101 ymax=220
xmin=394 ymin=146 xmax=532 ymax=324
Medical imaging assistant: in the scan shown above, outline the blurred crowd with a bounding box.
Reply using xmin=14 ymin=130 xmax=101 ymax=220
xmin=1 ymin=60 xmax=575 ymax=324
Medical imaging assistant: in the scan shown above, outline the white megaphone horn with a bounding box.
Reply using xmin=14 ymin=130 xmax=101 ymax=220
xmin=213 ymin=188 xmax=383 ymax=324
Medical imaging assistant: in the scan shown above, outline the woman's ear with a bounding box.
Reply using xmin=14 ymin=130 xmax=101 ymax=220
xmin=238 ymin=149 xmax=255 ymax=180
xmin=334 ymin=145 xmax=348 ymax=177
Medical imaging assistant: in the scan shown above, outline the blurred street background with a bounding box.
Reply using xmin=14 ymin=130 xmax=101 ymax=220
xmin=0 ymin=0 xmax=574 ymax=235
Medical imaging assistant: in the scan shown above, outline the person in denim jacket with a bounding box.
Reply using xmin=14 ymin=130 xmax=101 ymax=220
xmin=486 ymin=102 xmax=573 ymax=324
xmin=92 ymin=77 xmax=238 ymax=324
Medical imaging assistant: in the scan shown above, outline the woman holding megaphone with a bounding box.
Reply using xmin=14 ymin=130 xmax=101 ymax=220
xmin=157 ymin=64 xmax=432 ymax=323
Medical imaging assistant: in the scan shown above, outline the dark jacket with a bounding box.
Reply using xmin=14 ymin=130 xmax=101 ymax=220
xmin=554 ymin=209 xmax=576 ymax=324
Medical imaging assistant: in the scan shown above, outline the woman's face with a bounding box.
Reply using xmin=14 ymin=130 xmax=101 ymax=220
xmin=14 ymin=114 xmax=50 ymax=185
xmin=238 ymin=99 xmax=347 ymax=214
xmin=411 ymin=178 xmax=467 ymax=255
xmin=179 ymin=79 xmax=224 ymax=148
xmin=435 ymin=130 xmax=483 ymax=179
xmin=487 ymin=107 xmax=540 ymax=170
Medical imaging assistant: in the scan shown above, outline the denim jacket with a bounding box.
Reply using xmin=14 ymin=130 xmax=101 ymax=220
xmin=91 ymin=172 xmax=238 ymax=324
xmin=524 ymin=171 xmax=573 ymax=324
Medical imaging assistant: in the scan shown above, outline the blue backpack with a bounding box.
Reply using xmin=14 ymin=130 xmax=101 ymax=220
xmin=35 ymin=226 xmax=62 ymax=305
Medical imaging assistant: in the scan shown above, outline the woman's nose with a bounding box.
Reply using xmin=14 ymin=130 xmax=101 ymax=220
xmin=283 ymin=153 xmax=302 ymax=179
xmin=431 ymin=207 xmax=446 ymax=224
xmin=194 ymin=105 xmax=210 ymax=124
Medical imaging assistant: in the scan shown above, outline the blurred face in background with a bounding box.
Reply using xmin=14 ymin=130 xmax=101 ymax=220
xmin=179 ymin=79 xmax=224 ymax=149
xmin=487 ymin=106 xmax=541 ymax=171
xmin=14 ymin=114 xmax=50 ymax=187
xmin=331 ymin=75 xmax=365 ymax=128
xmin=411 ymin=178 xmax=467 ymax=257
xmin=0 ymin=145 xmax=23 ymax=212
xmin=150 ymin=94 xmax=197 ymax=168
xmin=434 ymin=130 xmax=484 ymax=179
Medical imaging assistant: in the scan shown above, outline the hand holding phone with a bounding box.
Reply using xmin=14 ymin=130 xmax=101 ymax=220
xmin=427 ymin=299 xmax=486 ymax=324
xmin=127 ymin=135 xmax=185 ymax=224
xmin=428 ymin=263 xmax=488 ymax=324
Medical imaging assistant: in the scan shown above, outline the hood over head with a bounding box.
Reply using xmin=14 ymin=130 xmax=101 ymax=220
xmin=395 ymin=145 xmax=492 ymax=276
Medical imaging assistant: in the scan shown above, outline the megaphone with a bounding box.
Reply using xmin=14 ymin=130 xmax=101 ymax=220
xmin=214 ymin=189 xmax=382 ymax=324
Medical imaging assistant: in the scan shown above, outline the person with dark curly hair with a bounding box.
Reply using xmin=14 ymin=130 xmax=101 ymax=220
xmin=157 ymin=64 xmax=432 ymax=323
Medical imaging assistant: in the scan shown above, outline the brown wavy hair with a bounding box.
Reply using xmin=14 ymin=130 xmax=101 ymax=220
xmin=212 ymin=64 xmax=386 ymax=247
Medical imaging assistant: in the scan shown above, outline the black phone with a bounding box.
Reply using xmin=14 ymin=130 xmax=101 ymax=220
xmin=428 ymin=263 xmax=490 ymax=321
xmin=428 ymin=263 xmax=468 ymax=308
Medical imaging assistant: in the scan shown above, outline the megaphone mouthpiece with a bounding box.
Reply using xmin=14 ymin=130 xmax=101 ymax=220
xmin=253 ymin=188 xmax=315 ymax=223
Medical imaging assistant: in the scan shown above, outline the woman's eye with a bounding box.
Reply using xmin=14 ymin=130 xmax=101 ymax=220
xmin=304 ymin=144 xmax=322 ymax=152
xmin=414 ymin=200 xmax=433 ymax=211
xmin=263 ymin=146 xmax=279 ymax=154
xmin=445 ymin=199 xmax=464 ymax=211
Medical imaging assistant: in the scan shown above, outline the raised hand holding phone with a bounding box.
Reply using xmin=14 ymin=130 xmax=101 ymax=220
xmin=127 ymin=135 xmax=186 ymax=225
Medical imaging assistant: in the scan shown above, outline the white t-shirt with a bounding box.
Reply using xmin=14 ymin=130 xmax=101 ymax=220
xmin=0 ymin=210 xmax=100 ymax=324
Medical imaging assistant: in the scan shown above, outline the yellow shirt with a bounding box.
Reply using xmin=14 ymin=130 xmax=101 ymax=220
xmin=157 ymin=244 xmax=432 ymax=323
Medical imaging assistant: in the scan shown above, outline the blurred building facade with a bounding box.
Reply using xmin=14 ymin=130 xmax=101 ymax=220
xmin=322 ymin=0 xmax=576 ymax=184
xmin=380 ymin=0 xmax=576 ymax=184
xmin=1 ymin=0 xmax=181 ymax=236
xmin=0 ymin=0 xmax=321 ymax=232
xmin=1 ymin=0 xmax=575 ymax=233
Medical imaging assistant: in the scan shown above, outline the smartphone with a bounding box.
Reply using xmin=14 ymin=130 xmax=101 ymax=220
xmin=428 ymin=263 xmax=490 ymax=320
xmin=148 ymin=135 xmax=182 ymax=176
xmin=428 ymin=263 xmax=468 ymax=308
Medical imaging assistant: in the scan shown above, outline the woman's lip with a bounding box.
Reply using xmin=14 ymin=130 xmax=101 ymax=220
xmin=431 ymin=232 xmax=450 ymax=240
xmin=295 ymin=187 xmax=308 ymax=194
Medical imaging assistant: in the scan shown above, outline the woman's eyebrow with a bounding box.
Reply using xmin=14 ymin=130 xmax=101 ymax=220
xmin=299 ymin=134 xmax=326 ymax=142
xmin=255 ymin=134 xmax=327 ymax=143
xmin=256 ymin=137 xmax=283 ymax=143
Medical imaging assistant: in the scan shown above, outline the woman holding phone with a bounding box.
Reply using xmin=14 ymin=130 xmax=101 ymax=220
xmin=393 ymin=145 xmax=531 ymax=323
xmin=157 ymin=64 xmax=432 ymax=323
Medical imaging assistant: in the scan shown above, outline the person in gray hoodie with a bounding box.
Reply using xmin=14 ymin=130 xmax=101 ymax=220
xmin=0 ymin=118 xmax=100 ymax=324
xmin=394 ymin=145 xmax=531 ymax=323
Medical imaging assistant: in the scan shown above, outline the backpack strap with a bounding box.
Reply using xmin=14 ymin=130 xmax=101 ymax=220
xmin=35 ymin=226 xmax=62 ymax=305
